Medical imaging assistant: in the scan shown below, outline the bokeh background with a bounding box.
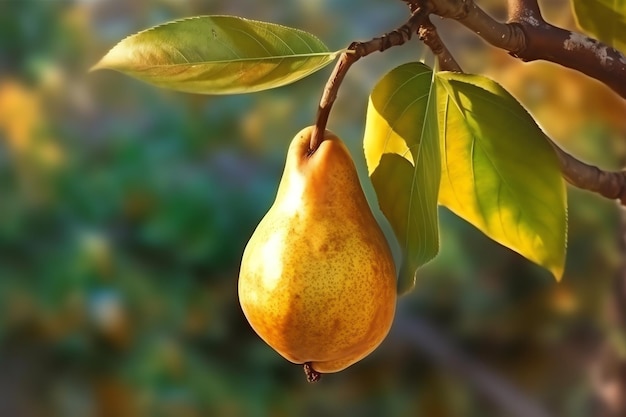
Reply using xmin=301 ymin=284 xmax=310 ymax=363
xmin=1 ymin=0 xmax=625 ymax=416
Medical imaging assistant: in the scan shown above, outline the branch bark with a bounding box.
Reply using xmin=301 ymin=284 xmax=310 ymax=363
xmin=418 ymin=17 xmax=463 ymax=72
xmin=506 ymin=0 xmax=541 ymax=21
xmin=428 ymin=0 xmax=626 ymax=99
xmin=551 ymin=144 xmax=626 ymax=204
xmin=512 ymin=23 xmax=626 ymax=100
xmin=320 ymin=0 xmax=626 ymax=203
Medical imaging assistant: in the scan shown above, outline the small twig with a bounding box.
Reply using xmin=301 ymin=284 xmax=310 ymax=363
xmin=309 ymin=5 xmax=432 ymax=151
xmin=417 ymin=17 xmax=463 ymax=72
xmin=400 ymin=0 xmax=463 ymax=71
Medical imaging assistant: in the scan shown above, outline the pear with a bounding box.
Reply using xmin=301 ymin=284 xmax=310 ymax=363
xmin=238 ymin=126 xmax=397 ymax=377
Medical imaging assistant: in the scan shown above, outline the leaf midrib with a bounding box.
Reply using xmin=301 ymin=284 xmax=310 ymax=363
xmin=439 ymin=79 xmax=561 ymax=241
xmin=122 ymin=52 xmax=337 ymax=68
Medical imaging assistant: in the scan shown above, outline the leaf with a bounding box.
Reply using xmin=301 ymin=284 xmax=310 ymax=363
xmin=92 ymin=15 xmax=338 ymax=94
xmin=571 ymin=0 xmax=626 ymax=53
xmin=364 ymin=62 xmax=441 ymax=293
xmin=437 ymin=72 xmax=567 ymax=280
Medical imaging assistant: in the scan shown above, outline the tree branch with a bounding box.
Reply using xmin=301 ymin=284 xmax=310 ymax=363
xmin=429 ymin=0 xmax=626 ymax=99
xmin=433 ymin=0 xmax=526 ymax=51
xmin=507 ymin=0 xmax=541 ymax=21
xmin=550 ymin=143 xmax=626 ymax=204
xmin=323 ymin=0 xmax=626 ymax=205
xmin=512 ymin=24 xmax=626 ymax=100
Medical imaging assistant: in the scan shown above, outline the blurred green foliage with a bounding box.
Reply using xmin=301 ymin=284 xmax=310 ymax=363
xmin=0 ymin=1 xmax=623 ymax=416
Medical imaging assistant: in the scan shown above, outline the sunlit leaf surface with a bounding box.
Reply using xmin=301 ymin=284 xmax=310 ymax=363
xmin=437 ymin=72 xmax=567 ymax=280
xmin=364 ymin=62 xmax=441 ymax=293
xmin=92 ymin=15 xmax=338 ymax=94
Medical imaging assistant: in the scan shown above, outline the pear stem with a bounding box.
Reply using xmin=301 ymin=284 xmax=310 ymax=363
xmin=303 ymin=362 xmax=322 ymax=383
xmin=309 ymin=5 xmax=432 ymax=153
xmin=309 ymin=49 xmax=358 ymax=153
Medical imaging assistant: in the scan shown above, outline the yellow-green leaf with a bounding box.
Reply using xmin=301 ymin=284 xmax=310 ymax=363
xmin=571 ymin=0 xmax=626 ymax=53
xmin=437 ymin=72 xmax=567 ymax=280
xmin=364 ymin=62 xmax=441 ymax=294
xmin=92 ymin=15 xmax=338 ymax=94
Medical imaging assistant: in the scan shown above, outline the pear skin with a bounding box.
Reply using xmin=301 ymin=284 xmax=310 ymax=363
xmin=238 ymin=126 xmax=397 ymax=374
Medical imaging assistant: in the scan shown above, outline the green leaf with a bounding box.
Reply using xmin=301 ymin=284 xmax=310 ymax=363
xmin=571 ymin=0 xmax=626 ymax=53
xmin=91 ymin=15 xmax=338 ymax=94
xmin=437 ymin=72 xmax=567 ymax=280
xmin=364 ymin=62 xmax=441 ymax=293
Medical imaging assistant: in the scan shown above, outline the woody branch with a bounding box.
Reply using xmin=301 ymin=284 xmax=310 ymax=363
xmin=315 ymin=0 xmax=626 ymax=203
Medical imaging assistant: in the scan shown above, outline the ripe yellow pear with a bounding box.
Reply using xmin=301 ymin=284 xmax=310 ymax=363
xmin=238 ymin=126 xmax=397 ymax=377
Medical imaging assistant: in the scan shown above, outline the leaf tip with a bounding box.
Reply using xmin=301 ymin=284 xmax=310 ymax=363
xmin=88 ymin=45 xmax=123 ymax=73
xmin=397 ymin=259 xmax=418 ymax=295
xmin=88 ymin=60 xmax=106 ymax=73
xmin=550 ymin=264 xmax=565 ymax=283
